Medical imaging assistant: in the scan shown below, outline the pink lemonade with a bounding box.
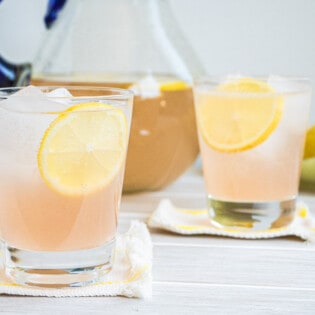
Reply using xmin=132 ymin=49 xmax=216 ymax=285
xmin=0 ymin=167 xmax=124 ymax=251
xmin=194 ymin=77 xmax=311 ymax=230
xmin=0 ymin=86 xmax=132 ymax=287
xmin=198 ymin=127 xmax=306 ymax=202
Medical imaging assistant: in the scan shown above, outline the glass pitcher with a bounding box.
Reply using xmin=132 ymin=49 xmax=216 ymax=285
xmin=32 ymin=0 xmax=205 ymax=192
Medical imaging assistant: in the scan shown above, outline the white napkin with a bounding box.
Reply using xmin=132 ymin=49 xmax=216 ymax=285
xmin=0 ymin=221 xmax=152 ymax=298
xmin=148 ymin=199 xmax=315 ymax=241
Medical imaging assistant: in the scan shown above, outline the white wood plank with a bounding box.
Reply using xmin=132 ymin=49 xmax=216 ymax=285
xmin=1 ymin=283 xmax=314 ymax=315
xmin=152 ymin=243 xmax=315 ymax=288
xmin=149 ymin=229 xmax=311 ymax=249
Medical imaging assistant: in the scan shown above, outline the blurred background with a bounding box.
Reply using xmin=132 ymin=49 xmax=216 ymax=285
xmin=1 ymin=0 xmax=315 ymax=191
xmin=0 ymin=0 xmax=314 ymax=117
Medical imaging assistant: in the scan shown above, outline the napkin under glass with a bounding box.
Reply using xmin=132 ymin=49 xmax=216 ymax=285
xmin=148 ymin=199 xmax=315 ymax=241
xmin=0 ymin=221 xmax=152 ymax=298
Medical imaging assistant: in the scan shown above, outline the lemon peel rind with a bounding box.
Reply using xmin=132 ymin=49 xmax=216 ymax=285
xmin=159 ymin=81 xmax=188 ymax=92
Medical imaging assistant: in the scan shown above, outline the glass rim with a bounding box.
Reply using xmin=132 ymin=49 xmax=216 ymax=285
xmin=0 ymin=85 xmax=134 ymax=99
xmin=194 ymin=75 xmax=312 ymax=96
xmin=0 ymin=85 xmax=133 ymax=115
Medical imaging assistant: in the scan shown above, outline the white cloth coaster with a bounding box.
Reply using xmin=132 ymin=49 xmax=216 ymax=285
xmin=148 ymin=199 xmax=315 ymax=241
xmin=0 ymin=221 xmax=152 ymax=298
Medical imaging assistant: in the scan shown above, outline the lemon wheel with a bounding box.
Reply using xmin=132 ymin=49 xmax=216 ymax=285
xmin=38 ymin=102 xmax=128 ymax=196
xmin=196 ymin=78 xmax=283 ymax=152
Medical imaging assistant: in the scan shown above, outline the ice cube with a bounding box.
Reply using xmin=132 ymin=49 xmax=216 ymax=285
xmin=0 ymin=85 xmax=69 ymax=113
xmin=0 ymin=86 xmax=56 ymax=164
xmin=224 ymin=73 xmax=244 ymax=82
xmin=12 ymin=85 xmax=45 ymax=96
xmin=0 ymin=86 xmax=75 ymax=168
xmin=129 ymin=74 xmax=160 ymax=98
xmin=267 ymin=75 xmax=297 ymax=93
xmin=47 ymin=87 xmax=72 ymax=98
xmin=46 ymin=87 xmax=73 ymax=105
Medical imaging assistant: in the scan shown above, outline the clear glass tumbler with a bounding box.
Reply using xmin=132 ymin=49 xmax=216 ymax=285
xmin=0 ymin=86 xmax=133 ymax=287
xmin=194 ymin=76 xmax=311 ymax=231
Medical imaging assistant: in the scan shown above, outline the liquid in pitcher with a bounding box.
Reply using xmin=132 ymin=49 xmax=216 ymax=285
xmin=32 ymin=74 xmax=199 ymax=192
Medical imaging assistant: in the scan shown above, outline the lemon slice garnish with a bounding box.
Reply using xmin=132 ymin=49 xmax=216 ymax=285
xmin=38 ymin=102 xmax=128 ymax=196
xmin=196 ymin=78 xmax=283 ymax=152
xmin=160 ymin=81 xmax=188 ymax=91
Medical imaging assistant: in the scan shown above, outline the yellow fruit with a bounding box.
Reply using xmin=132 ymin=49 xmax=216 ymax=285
xmin=217 ymin=77 xmax=276 ymax=93
xmin=303 ymin=125 xmax=315 ymax=159
xmin=38 ymin=102 xmax=128 ymax=196
xmin=301 ymin=158 xmax=315 ymax=183
xmin=196 ymin=78 xmax=283 ymax=152
xmin=160 ymin=81 xmax=188 ymax=91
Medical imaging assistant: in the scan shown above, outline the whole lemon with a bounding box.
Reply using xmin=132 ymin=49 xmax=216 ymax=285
xmin=300 ymin=125 xmax=315 ymax=190
xmin=304 ymin=125 xmax=315 ymax=159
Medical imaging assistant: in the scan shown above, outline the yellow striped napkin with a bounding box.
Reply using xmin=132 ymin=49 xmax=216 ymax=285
xmin=148 ymin=199 xmax=315 ymax=241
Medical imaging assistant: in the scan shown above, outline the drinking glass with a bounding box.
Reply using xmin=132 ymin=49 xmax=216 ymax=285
xmin=0 ymin=86 xmax=133 ymax=287
xmin=194 ymin=76 xmax=311 ymax=231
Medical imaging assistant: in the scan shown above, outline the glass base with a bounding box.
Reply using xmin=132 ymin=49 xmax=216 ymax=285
xmin=4 ymin=240 xmax=115 ymax=288
xmin=208 ymin=197 xmax=296 ymax=231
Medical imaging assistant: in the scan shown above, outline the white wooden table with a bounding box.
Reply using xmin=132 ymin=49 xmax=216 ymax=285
xmin=1 ymin=162 xmax=315 ymax=314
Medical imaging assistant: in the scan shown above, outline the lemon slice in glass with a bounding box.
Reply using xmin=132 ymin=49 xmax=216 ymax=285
xmin=38 ymin=102 xmax=128 ymax=196
xmin=197 ymin=78 xmax=283 ymax=152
